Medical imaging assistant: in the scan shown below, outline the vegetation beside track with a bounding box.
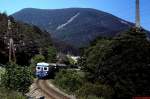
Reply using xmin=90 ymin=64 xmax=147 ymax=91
xmin=54 ymin=29 xmax=150 ymax=99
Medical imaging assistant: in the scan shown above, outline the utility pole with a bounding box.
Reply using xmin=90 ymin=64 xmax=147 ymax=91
xmin=135 ymin=0 xmax=140 ymax=28
xmin=7 ymin=19 xmax=16 ymax=63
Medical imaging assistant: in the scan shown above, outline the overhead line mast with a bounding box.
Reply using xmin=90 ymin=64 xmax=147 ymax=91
xmin=135 ymin=0 xmax=140 ymax=29
xmin=7 ymin=19 xmax=16 ymax=63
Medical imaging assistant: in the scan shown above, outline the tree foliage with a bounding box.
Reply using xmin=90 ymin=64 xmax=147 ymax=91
xmin=81 ymin=29 xmax=150 ymax=98
xmin=0 ymin=13 xmax=53 ymax=65
xmin=47 ymin=46 xmax=57 ymax=62
xmin=76 ymin=83 xmax=114 ymax=99
xmin=31 ymin=54 xmax=45 ymax=64
xmin=80 ymin=37 xmax=112 ymax=81
xmin=54 ymin=69 xmax=83 ymax=93
xmin=1 ymin=64 xmax=33 ymax=93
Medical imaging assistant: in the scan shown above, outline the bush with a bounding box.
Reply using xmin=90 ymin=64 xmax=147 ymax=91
xmin=1 ymin=64 xmax=33 ymax=93
xmin=54 ymin=69 xmax=83 ymax=93
xmin=76 ymin=83 xmax=114 ymax=99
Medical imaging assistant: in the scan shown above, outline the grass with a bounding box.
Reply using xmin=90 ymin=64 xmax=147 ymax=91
xmin=0 ymin=87 xmax=26 ymax=99
xmin=0 ymin=67 xmax=5 ymax=82
xmin=0 ymin=67 xmax=5 ymax=73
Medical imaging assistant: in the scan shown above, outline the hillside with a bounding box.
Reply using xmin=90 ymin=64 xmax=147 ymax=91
xmin=12 ymin=8 xmax=133 ymax=48
xmin=0 ymin=13 xmax=52 ymax=65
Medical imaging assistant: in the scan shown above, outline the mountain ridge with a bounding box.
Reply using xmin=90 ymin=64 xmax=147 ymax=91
xmin=12 ymin=8 xmax=134 ymax=48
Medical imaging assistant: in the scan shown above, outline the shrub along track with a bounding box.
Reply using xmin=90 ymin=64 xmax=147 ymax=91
xmin=36 ymin=79 xmax=70 ymax=99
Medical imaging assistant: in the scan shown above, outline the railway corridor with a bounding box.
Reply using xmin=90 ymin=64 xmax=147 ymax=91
xmin=35 ymin=79 xmax=71 ymax=99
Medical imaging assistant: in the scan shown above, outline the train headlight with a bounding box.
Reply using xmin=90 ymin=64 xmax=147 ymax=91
xmin=36 ymin=66 xmax=41 ymax=71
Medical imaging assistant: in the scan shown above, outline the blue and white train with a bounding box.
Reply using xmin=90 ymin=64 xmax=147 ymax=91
xmin=36 ymin=62 xmax=67 ymax=79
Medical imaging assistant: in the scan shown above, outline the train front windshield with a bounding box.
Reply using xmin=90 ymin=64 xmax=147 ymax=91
xmin=36 ymin=65 xmax=49 ymax=71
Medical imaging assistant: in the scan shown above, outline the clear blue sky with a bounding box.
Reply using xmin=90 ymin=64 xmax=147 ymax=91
xmin=0 ymin=0 xmax=149 ymax=30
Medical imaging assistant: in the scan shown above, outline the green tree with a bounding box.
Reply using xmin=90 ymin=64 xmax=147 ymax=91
xmin=31 ymin=54 xmax=45 ymax=64
xmin=79 ymin=37 xmax=112 ymax=81
xmin=54 ymin=69 xmax=83 ymax=93
xmin=81 ymin=29 xmax=150 ymax=98
xmin=67 ymin=56 xmax=76 ymax=65
xmin=47 ymin=46 xmax=57 ymax=62
xmin=1 ymin=64 xmax=33 ymax=93
xmin=0 ymin=13 xmax=52 ymax=65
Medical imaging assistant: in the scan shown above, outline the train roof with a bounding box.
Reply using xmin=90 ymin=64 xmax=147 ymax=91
xmin=48 ymin=63 xmax=56 ymax=66
xmin=36 ymin=62 xmax=67 ymax=67
xmin=37 ymin=62 xmax=49 ymax=67
xmin=57 ymin=64 xmax=67 ymax=67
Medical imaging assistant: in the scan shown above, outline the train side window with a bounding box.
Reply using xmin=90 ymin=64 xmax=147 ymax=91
xmin=36 ymin=66 xmax=41 ymax=71
xmin=43 ymin=67 xmax=49 ymax=71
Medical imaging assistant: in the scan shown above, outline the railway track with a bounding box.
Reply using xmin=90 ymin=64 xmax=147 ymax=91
xmin=36 ymin=79 xmax=70 ymax=99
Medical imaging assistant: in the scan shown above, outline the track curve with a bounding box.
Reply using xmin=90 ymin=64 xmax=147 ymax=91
xmin=36 ymin=79 xmax=70 ymax=99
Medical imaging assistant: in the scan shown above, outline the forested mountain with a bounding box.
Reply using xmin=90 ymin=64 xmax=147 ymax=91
xmin=0 ymin=13 xmax=52 ymax=65
xmin=12 ymin=8 xmax=133 ymax=48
